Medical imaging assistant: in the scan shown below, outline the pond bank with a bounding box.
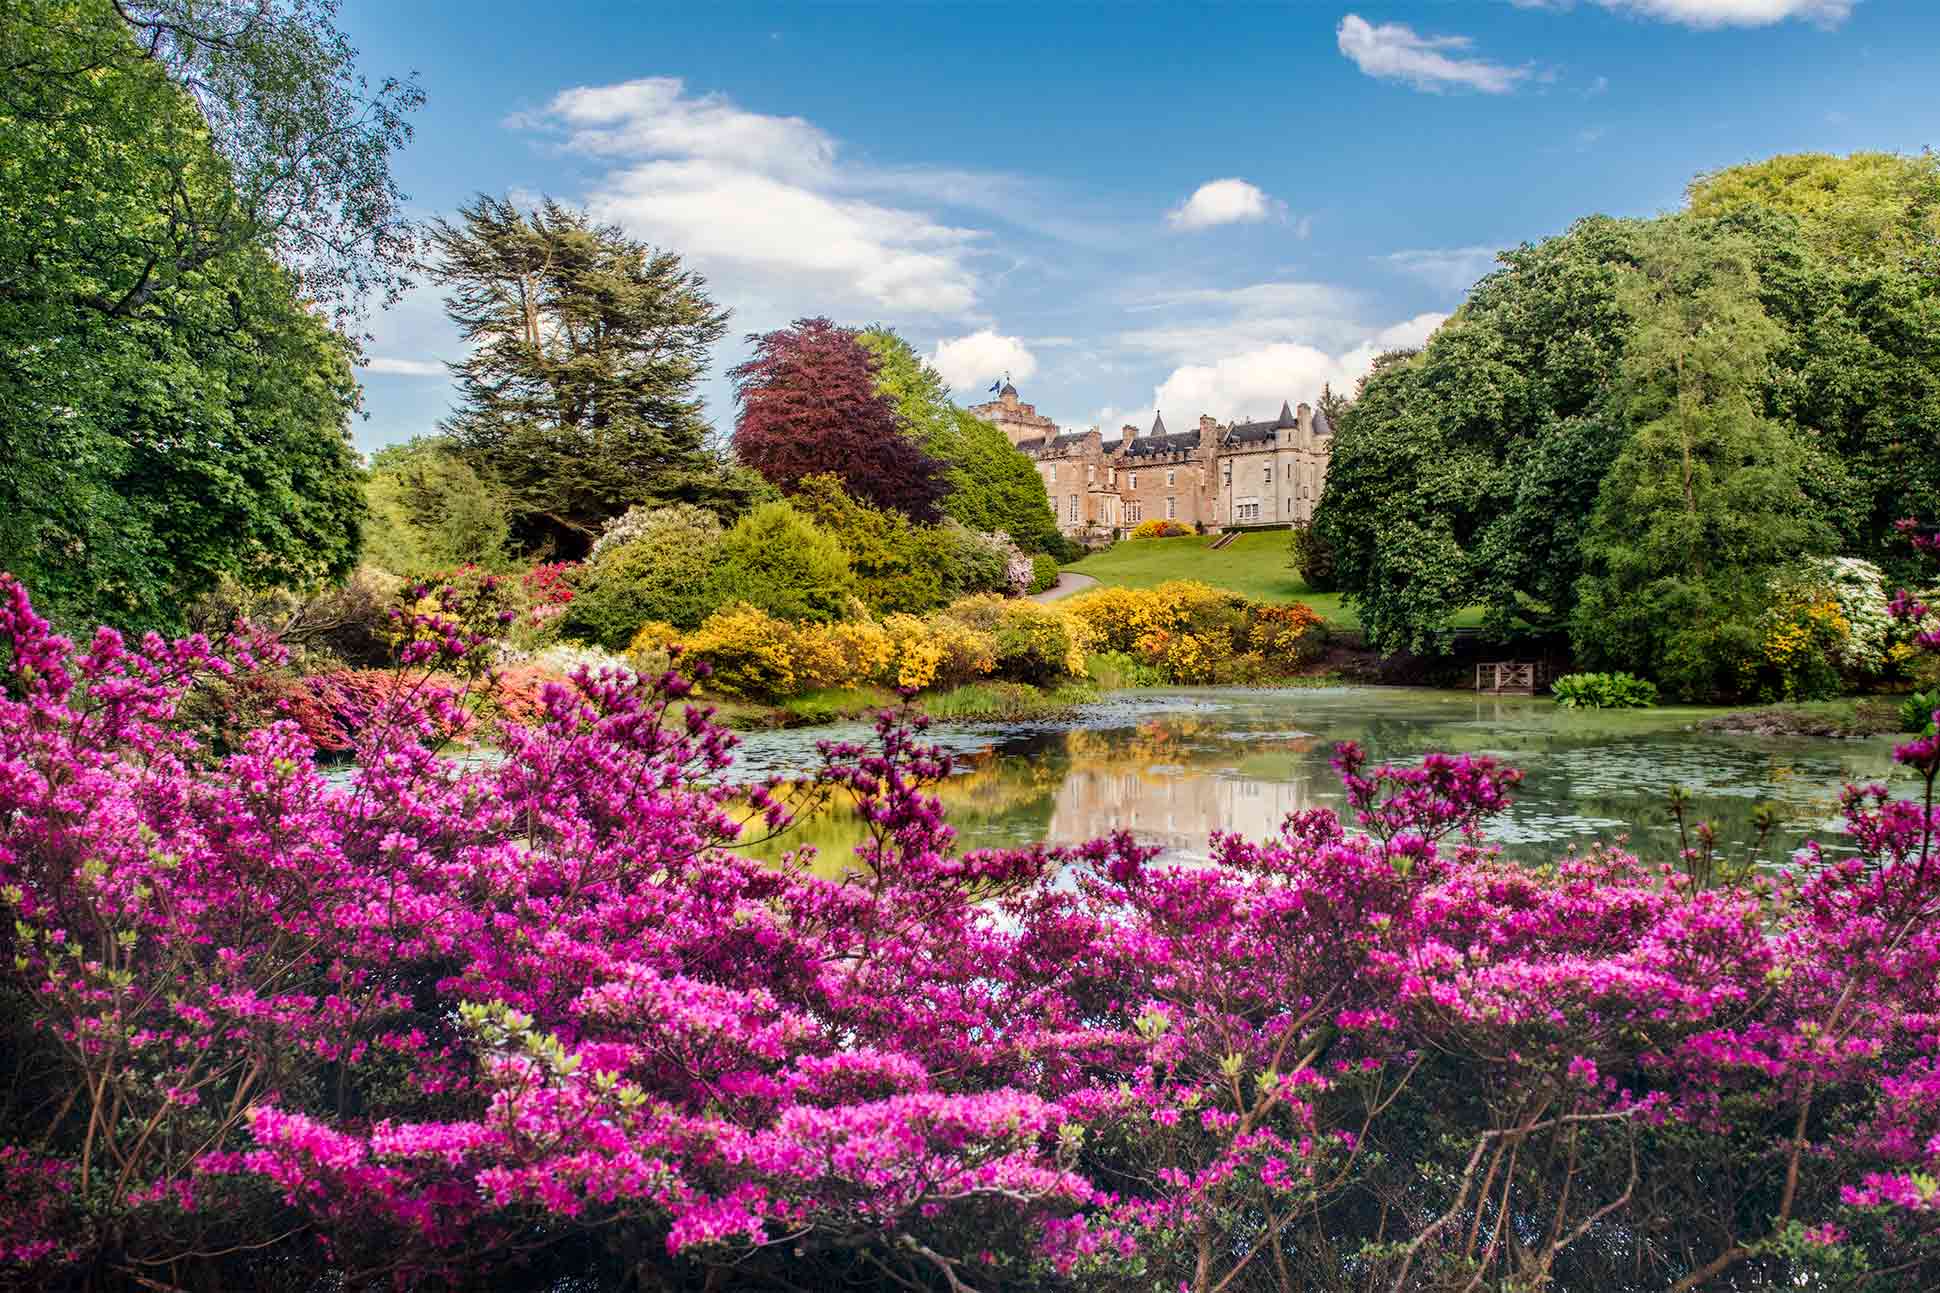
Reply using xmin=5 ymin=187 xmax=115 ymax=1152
xmin=707 ymin=680 xmax=1106 ymax=731
xmin=1696 ymin=697 xmax=1906 ymax=738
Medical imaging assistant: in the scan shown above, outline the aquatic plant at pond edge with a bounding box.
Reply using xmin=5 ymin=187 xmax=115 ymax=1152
xmin=1550 ymin=670 xmax=1660 ymax=709
xmin=1 ymin=548 xmax=1939 ymax=1291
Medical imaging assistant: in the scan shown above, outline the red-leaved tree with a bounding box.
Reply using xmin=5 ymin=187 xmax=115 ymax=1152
xmin=730 ymin=317 xmax=947 ymax=522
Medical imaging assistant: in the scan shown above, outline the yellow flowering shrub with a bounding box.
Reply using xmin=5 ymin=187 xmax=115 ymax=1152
xmin=936 ymin=593 xmax=1007 ymax=633
xmin=678 ymin=602 xmax=802 ymax=699
xmin=927 ymin=616 xmax=999 ymax=688
xmin=624 ymin=620 xmax=684 ymax=677
xmin=796 ymin=619 xmax=894 ymax=690
xmin=1759 ymin=584 xmax=1851 ymax=700
xmin=882 ymin=614 xmax=946 ymax=691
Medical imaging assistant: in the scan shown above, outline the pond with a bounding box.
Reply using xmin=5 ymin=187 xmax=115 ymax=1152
xmin=722 ymin=687 xmax=1916 ymax=874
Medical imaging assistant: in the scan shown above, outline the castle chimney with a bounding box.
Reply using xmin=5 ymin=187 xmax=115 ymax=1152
xmin=1296 ymin=402 xmax=1313 ymax=437
xmin=1198 ymin=414 xmax=1218 ymax=435
xmin=1122 ymin=423 xmax=1140 ymax=440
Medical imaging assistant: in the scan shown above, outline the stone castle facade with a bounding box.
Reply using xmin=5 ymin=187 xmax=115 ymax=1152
xmin=967 ymin=383 xmax=1333 ymax=539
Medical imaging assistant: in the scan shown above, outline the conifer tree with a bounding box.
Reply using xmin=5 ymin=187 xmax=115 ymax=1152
xmin=429 ymin=195 xmax=733 ymax=553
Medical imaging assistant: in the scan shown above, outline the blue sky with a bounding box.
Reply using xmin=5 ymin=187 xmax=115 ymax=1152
xmin=339 ymin=0 xmax=1940 ymax=451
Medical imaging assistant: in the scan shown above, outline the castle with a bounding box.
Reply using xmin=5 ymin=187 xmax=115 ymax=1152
xmin=968 ymin=383 xmax=1333 ymax=539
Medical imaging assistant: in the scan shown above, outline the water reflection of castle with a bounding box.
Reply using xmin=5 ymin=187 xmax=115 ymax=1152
xmin=1041 ymin=766 xmax=1329 ymax=857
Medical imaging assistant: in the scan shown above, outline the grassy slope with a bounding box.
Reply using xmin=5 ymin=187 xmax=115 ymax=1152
xmin=1062 ymin=532 xmax=1358 ymax=624
xmin=1063 ymin=533 xmax=1493 ymax=632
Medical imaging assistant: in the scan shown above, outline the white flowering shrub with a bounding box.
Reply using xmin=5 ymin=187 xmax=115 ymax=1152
xmin=1814 ymin=556 xmax=1892 ymax=672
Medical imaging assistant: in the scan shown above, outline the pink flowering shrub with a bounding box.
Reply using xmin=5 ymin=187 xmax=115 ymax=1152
xmin=2 ymin=531 xmax=1940 ymax=1290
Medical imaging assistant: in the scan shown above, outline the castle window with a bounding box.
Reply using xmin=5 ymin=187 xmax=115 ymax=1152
xmin=1165 ymin=497 xmax=1176 ymax=520
xmin=1263 ymin=465 xmax=1273 ymax=485
xmin=1125 ymin=500 xmax=1142 ymax=524
xmin=1223 ymin=463 xmax=1232 ymax=487
xmin=1128 ymin=471 xmax=1137 ymax=489
xmin=1087 ymin=465 xmax=1094 ymax=483
xmin=1068 ymin=494 xmax=1079 ymax=523
xmin=1166 ymin=469 xmax=1176 ymax=487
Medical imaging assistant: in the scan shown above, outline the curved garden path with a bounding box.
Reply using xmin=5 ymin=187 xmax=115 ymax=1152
xmin=1026 ymin=572 xmax=1098 ymax=603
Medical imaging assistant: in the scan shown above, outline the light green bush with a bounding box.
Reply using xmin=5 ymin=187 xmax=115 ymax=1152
xmin=561 ymin=505 xmax=725 ymax=647
xmin=713 ymin=502 xmax=855 ymax=624
xmin=1550 ymin=671 xmax=1659 ymax=709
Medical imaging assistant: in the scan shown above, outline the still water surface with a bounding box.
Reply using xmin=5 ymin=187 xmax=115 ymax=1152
xmin=723 ymin=687 xmax=1914 ymax=872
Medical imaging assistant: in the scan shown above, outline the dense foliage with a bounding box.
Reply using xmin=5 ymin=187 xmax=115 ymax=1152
xmin=858 ymin=330 xmax=1062 ymax=552
xmin=361 ymin=438 xmax=515 ymax=576
xmin=431 ymin=196 xmax=741 ymax=554
xmin=731 ymin=317 xmax=949 ymax=522
xmin=1288 ymin=522 xmax=1338 ymax=592
xmin=560 ymin=505 xmax=728 ymax=646
xmin=2 ymin=551 xmax=1939 ymax=1290
xmin=0 ymin=0 xmax=400 ymax=631
xmin=711 ymin=500 xmax=857 ymax=625
xmin=1572 ymin=224 xmax=1835 ymax=699
xmin=1315 ymin=152 xmax=1940 ymax=697
xmin=1549 ymin=671 xmax=1659 ymax=709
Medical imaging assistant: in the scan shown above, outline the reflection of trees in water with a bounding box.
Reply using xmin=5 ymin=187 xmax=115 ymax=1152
xmin=734 ymin=696 xmax=1907 ymax=876
xmin=732 ymin=745 xmax=1067 ymax=878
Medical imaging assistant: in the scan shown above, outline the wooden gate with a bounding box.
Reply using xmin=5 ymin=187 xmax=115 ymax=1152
xmin=1475 ymin=661 xmax=1539 ymax=695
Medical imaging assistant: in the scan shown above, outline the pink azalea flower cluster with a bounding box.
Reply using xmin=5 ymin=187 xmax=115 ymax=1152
xmin=3 ymin=548 xmax=1940 ymax=1291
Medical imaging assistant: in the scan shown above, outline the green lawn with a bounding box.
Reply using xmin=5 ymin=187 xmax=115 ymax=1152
xmin=1063 ymin=532 xmax=1485 ymax=632
xmin=1063 ymin=532 xmax=1355 ymax=620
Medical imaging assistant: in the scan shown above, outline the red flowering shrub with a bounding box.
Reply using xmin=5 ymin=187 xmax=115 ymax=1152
xmin=519 ymin=561 xmax=578 ymax=629
xmin=1 ymin=534 xmax=1939 ymax=1290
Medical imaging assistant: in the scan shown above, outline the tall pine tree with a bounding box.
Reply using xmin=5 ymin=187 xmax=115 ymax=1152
xmin=430 ymin=196 xmax=734 ymax=553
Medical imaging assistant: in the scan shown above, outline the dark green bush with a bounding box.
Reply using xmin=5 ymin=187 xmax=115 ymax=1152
xmin=1900 ymin=688 xmax=1940 ymax=733
xmin=1029 ymin=554 xmax=1059 ymax=594
xmin=1289 ymin=522 xmax=1337 ymax=592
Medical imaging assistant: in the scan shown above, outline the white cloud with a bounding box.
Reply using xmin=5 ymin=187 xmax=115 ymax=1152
xmin=1513 ymin=0 xmax=1852 ymax=27
xmin=364 ymin=357 xmax=448 ymax=378
xmin=521 ymin=77 xmax=987 ymax=321
xmin=587 ymin=159 xmax=981 ymax=315
xmin=1380 ymin=245 xmax=1503 ymax=294
xmin=526 ymin=77 xmax=834 ymax=179
xmin=1116 ymin=280 xmax=1368 ymax=362
xmin=1166 ymin=178 xmax=1281 ymax=230
xmin=930 ymin=330 xmax=1038 ymax=393
xmin=1336 ymin=14 xmax=1529 ymax=94
xmin=1122 ymin=314 xmax=1450 ymax=431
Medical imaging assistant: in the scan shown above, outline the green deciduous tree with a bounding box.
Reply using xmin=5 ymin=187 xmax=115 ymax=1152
xmin=2 ymin=0 xmax=421 ymax=334
xmin=1 ymin=13 xmax=374 ymax=631
xmin=856 ymin=328 xmax=1060 ymax=551
xmin=362 ymin=437 xmax=513 ymax=576
xmin=1689 ymin=150 xmax=1940 ymax=273
xmin=1572 ymin=223 xmax=1835 ymax=700
xmin=1316 ymin=188 xmax=1940 ymax=663
xmin=1314 ymin=217 xmax=1640 ymax=654
xmin=430 ymin=195 xmax=732 ymax=554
